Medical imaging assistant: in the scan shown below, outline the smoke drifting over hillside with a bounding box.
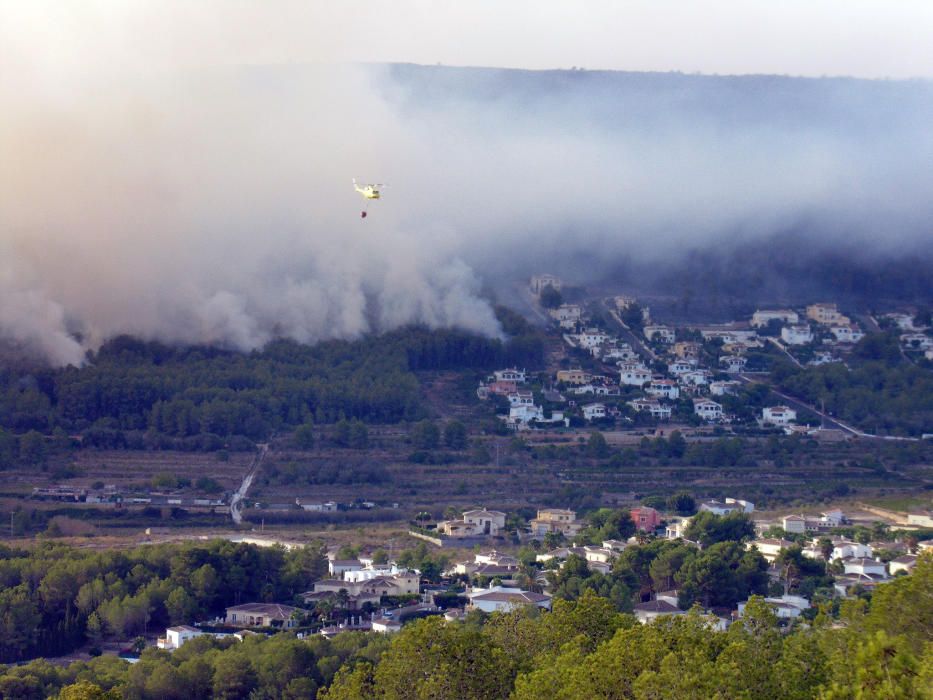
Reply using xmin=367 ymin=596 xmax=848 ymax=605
xmin=2 ymin=8 xmax=933 ymax=366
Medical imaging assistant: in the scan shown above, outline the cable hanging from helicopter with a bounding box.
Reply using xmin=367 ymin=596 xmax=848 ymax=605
xmin=353 ymin=178 xmax=385 ymax=218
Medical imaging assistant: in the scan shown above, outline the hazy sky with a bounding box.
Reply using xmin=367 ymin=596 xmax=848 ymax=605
xmin=3 ymin=1 xmax=933 ymax=79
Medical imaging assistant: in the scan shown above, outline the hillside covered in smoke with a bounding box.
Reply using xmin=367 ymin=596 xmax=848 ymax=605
xmin=2 ymin=61 xmax=932 ymax=366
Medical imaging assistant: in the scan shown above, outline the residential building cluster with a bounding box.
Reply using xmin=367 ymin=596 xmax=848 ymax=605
xmin=153 ymin=495 xmax=929 ymax=650
xmin=498 ymin=286 xmax=927 ymax=432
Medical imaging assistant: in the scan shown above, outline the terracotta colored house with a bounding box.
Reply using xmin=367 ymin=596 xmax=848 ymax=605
xmin=630 ymin=506 xmax=661 ymax=532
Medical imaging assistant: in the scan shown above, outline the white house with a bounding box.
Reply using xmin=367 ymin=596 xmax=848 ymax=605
xmin=665 ymin=517 xmax=691 ymax=540
xmin=680 ymin=369 xmax=711 ymax=387
xmin=830 ymin=326 xmax=864 ymax=343
xmin=536 ymin=546 xmax=586 ymax=564
xmin=700 ymin=499 xmax=754 ymax=516
xmin=901 ymin=334 xmax=933 ymax=351
xmin=584 ymin=546 xmax=615 ymax=564
xmin=762 ymin=406 xmax=797 ymax=426
xmin=749 ymin=538 xmax=795 ymax=562
xmin=576 ymin=328 xmax=610 ymax=350
xmin=468 ymin=586 xmax=552 ymax=613
xmin=508 ymin=391 xmax=535 ymax=407
xmin=461 ymin=509 xmax=507 ymax=536
xmin=620 ymin=367 xmax=652 ymax=386
xmin=843 ymin=557 xmax=887 ymax=578
xmin=907 ymin=511 xmax=933 ymax=528
xmin=889 ymin=555 xmax=918 ymax=575
xmin=577 ymin=381 xmax=620 ymax=397
xmin=726 ymin=498 xmax=755 ymax=513
xmin=834 ymin=573 xmax=886 ymax=597
xmin=668 ymin=361 xmax=695 ymax=376
xmin=781 ymin=325 xmax=813 ymax=345
xmin=503 ymin=404 xmax=567 ymax=429
xmin=693 ymin=399 xmax=723 ymax=421
xmin=530 ymin=274 xmax=562 ymax=295
xmin=371 ymin=617 xmax=403 ymax=634
xmin=494 ymin=368 xmax=527 ymax=384
xmin=720 ymin=356 xmax=748 ymax=373
xmin=570 ymin=383 xmax=604 ymax=396
xmin=329 ymin=558 xmax=364 ymax=577
xmin=157 ymin=625 xmax=203 ymax=650
xmin=646 ymin=379 xmax=680 ymax=400
xmin=628 ymin=399 xmax=672 ymax=420
xmin=697 ymin=499 xmax=754 ymax=517
xmin=549 ymin=304 xmax=582 ymax=327
xmin=699 ymin=329 xmax=753 ymax=343
xmin=809 ymin=351 xmax=839 ymax=366
xmin=829 ymin=540 xmax=873 ymax=561
xmin=710 ymin=380 xmax=741 ymax=396
xmin=603 ymin=344 xmax=639 ymax=362
xmin=644 ymin=325 xmax=676 ymax=344
xmin=633 ymin=599 xmax=686 ymax=624
xmin=738 ymin=595 xmax=809 ymax=620
xmin=781 ymin=515 xmax=807 ymax=534
xmin=508 ymin=404 xmax=542 ymax=424
xmin=752 ymin=310 xmax=799 ymax=327
xmin=885 ymin=313 xmax=916 ymax=330
xmin=344 ymin=564 xmax=405 ymax=583
xmin=473 ymin=550 xmax=519 ymax=567
xmin=700 ymin=500 xmax=735 ymax=516
xmin=582 ymin=403 xmax=608 ymax=421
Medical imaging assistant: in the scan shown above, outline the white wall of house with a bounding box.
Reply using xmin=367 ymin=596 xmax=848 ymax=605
xmin=781 ymin=325 xmax=813 ymax=345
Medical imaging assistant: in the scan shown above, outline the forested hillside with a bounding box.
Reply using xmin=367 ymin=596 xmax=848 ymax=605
xmin=0 ymin=314 xmax=543 ymax=459
xmin=771 ymin=332 xmax=933 ymax=436
xmin=0 ymin=540 xmax=327 ymax=662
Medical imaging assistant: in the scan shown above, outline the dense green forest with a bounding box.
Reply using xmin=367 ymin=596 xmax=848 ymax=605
xmin=1 ymin=556 xmax=929 ymax=699
xmin=0 ymin=314 xmax=543 ymax=459
xmin=0 ymin=540 xmax=327 ymax=663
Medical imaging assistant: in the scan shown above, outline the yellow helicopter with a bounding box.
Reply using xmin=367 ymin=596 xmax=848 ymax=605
xmin=353 ymin=178 xmax=385 ymax=218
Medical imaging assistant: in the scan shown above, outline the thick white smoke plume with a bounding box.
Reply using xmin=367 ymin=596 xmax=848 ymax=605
xmin=0 ymin=32 xmax=503 ymax=365
xmin=3 ymin=4 xmax=933 ymax=366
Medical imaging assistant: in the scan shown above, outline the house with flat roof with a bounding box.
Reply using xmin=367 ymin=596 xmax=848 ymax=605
xmin=157 ymin=625 xmax=203 ymax=650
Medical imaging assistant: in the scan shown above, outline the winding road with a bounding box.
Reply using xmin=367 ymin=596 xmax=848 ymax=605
xmin=599 ymin=299 xmax=658 ymax=362
xmin=230 ymin=443 xmax=268 ymax=524
xmin=738 ymin=375 xmax=921 ymax=442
